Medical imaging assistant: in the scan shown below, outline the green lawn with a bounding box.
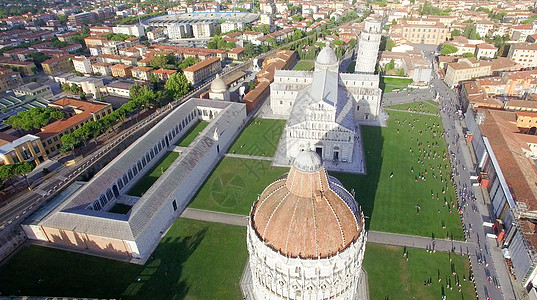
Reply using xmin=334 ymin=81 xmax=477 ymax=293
xmin=228 ymin=118 xmax=286 ymax=157
xmin=176 ymin=121 xmax=209 ymax=147
xmin=127 ymin=151 xmax=180 ymax=197
xmin=364 ymin=243 xmax=476 ymax=300
xmin=381 ymin=76 xmax=413 ymax=93
xmin=346 ymin=61 xmax=356 ymax=73
xmin=332 ymin=110 xmax=464 ymax=240
xmin=188 ymin=157 xmax=287 ymax=215
xmin=387 ymin=100 xmax=439 ymax=115
xmin=0 ymin=219 xmax=247 ymax=299
xmin=292 ymin=60 xmax=314 ymax=71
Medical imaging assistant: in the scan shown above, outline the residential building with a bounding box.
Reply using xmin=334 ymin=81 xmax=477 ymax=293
xmin=110 ymin=64 xmax=132 ymax=78
xmin=192 ymin=22 xmax=215 ymax=38
xmin=147 ymin=28 xmax=165 ymax=42
xmin=183 ymin=57 xmax=222 ymax=86
xmin=514 ymin=111 xmax=537 ymax=133
xmin=508 ymin=43 xmax=537 ymax=68
xmin=221 ymin=21 xmax=244 ymax=34
xmin=260 ymin=14 xmax=274 ymax=26
xmin=68 ymin=12 xmax=96 ymax=25
xmin=444 ymin=57 xmax=492 ymax=87
xmin=0 ymin=59 xmax=35 ymax=75
xmin=400 ymin=19 xmax=450 ymax=45
xmin=92 ymin=62 xmax=112 ymax=76
xmin=37 ymin=98 xmax=113 ymax=156
xmin=227 ymin=47 xmax=244 ymax=60
xmin=0 ymin=68 xmax=22 ymax=92
xmin=112 ymin=24 xmax=144 ymax=38
xmin=56 ymin=32 xmax=78 ymax=43
xmin=131 ymin=66 xmax=153 ymax=81
xmin=13 ymin=82 xmax=52 ymax=100
xmin=54 ymin=75 xmax=105 ymax=98
xmin=72 ymin=56 xmax=93 ymax=74
xmin=152 ymin=68 xmax=177 ymax=82
xmin=106 ymin=80 xmax=137 ymax=98
xmin=166 ymin=23 xmax=192 ymax=39
xmin=475 ymin=43 xmax=498 ymax=59
xmin=41 ymin=54 xmax=74 ymax=75
xmin=0 ymin=134 xmax=48 ymax=165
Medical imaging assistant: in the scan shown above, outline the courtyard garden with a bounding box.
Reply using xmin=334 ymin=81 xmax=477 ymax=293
xmin=380 ymin=76 xmax=414 ymax=93
xmin=127 ymin=151 xmax=180 ymax=197
xmin=292 ymin=60 xmax=315 ymax=71
xmin=0 ymin=219 xmax=247 ymax=299
xmin=364 ymin=243 xmax=476 ymax=300
xmin=228 ymin=118 xmax=286 ymax=157
xmin=188 ymin=157 xmax=287 ymax=215
xmin=175 ymin=121 xmax=209 ymax=147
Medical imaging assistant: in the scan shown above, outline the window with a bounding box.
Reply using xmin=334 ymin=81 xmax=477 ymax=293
xmin=100 ymin=195 xmax=107 ymax=207
xmin=123 ymin=175 xmax=129 ymax=186
xmin=53 ymin=136 xmax=58 ymax=142
xmin=106 ymin=188 xmax=113 ymax=200
xmin=172 ymin=199 xmax=177 ymax=211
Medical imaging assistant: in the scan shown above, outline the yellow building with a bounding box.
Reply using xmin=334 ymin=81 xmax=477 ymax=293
xmin=507 ymin=43 xmax=537 ymax=69
xmin=515 ymin=112 xmax=537 ymax=134
xmin=37 ymin=98 xmax=113 ymax=156
xmin=183 ymin=57 xmax=222 ymax=86
xmin=0 ymin=59 xmax=36 ymax=75
xmin=0 ymin=133 xmax=48 ymax=165
xmin=444 ymin=57 xmax=492 ymax=87
xmin=400 ymin=19 xmax=450 ymax=45
xmin=42 ymin=55 xmax=74 ymax=75
xmin=110 ymin=64 xmax=132 ymax=78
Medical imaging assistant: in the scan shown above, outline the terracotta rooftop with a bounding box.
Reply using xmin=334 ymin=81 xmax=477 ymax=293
xmin=251 ymin=151 xmax=362 ymax=258
xmin=183 ymin=57 xmax=220 ymax=73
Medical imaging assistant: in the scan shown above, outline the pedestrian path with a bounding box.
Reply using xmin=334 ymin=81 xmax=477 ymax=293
xmin=180 ymin=208 xmax=475 ymax=254
xmin=384 ymin=108 xmax=439 ymax=117
xmin=225 ymin=153 xmax=273 ymax=161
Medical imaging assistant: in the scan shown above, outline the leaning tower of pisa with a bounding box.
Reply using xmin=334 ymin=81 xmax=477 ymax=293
xmin=355 ymin=18 xmax=382 ymax=74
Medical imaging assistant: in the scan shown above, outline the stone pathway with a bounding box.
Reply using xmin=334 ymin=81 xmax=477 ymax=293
xmin=180 ymin=207 xmax=475 ymax=254
xmin=384 ymin=108 xmax=439 ymax=117
xmin=225 ymin=153 xmax=273 ymax=161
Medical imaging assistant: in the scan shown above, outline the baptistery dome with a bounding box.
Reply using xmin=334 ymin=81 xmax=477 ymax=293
xmin=251 ymin=151 xmax=362 ymax=258
xmin=245 ymin=151 xmax=367 ymax=300
xmin=210 ymin=74 xmax=227 ymax=93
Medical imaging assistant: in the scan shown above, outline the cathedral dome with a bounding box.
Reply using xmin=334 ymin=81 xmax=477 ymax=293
xmin=315 ymin=46 xmax=338 ymax=67
xmin=210 ymin=74 xmax=227 ymax=93
xmin=250 ymin=151 xmax=362 ymax=258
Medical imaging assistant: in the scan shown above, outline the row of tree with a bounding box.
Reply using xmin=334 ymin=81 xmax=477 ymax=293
xmin=5 ymin=107 xmax=65 ymax=133
xmin=0 ymin=161 xmax=35 ymax=188
xmin=60 ymin=72 xmax=192 ymax=153
xmin=150 ymin=55 xmax=200 ymax=71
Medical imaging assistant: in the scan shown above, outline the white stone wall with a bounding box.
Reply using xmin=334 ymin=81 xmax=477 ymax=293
xmin=247 ymin=218 xmax=367 ymax=300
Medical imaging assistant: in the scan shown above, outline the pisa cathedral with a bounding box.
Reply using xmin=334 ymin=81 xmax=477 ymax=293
xmin=270 ymin=18 xmax=382 ymax=169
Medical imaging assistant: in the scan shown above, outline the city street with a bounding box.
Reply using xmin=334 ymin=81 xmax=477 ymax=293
xmin=433 ymin=76 xmax=516 ymax=300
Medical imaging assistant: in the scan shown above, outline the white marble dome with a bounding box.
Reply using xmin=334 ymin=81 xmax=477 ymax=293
xmin=293 ymin=150 xmax=322 ymax=172
xmin=210 ymin=74 xmax=227 ymax=93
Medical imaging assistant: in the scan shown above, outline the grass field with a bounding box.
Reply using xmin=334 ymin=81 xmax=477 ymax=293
xmin=188 ymin=157 xmax=287 ymax=215
xmin=387 ymin=100 xmax=439 ymax=115
xmin=364 ymin=243 xmax=476 ymax=300
xmin=127 ymin=151 xmax=180 ymax=197
xmin=332 ymin=108 xmax=464 ymax=240
xmin=346 ymin=61 xmax=356 ymax=73
xmin=381 ymin=76 xmax=414 ymax=93
xmin=176 ymin=121 xmax=209 ymax=147
xmin=0 ymin=219 xmax=247 ymax=299
xmin=228 ymin=118 xmax=286 ymax=157
xmin=293 ymin=60 xmax=314 ymax=71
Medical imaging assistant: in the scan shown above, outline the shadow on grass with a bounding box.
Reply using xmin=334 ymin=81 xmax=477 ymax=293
xmin=331 ymin=125 xmax=383 ymax=230
xmin=122 ymin=227 xmax=207 ymax=299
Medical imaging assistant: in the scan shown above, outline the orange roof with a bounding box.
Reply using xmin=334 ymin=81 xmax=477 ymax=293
xmin=110 ymin=64 xmax=132 ymax=70
xmin=183 ymin=57 xmax=220 ymax=73
xmin=152 ymin=68 xmax=177 ymax=75
xmin=38 ymin=112 xmax=93 ymax=137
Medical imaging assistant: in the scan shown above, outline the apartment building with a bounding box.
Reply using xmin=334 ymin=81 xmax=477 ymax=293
xmin=130 ymin=66 xmax=153 ymax=81
xmin=508 ymin=43 xmax=537 ymax=68
xmin=92 ymin=62 xmax=112 ymax=76
xmin=183 ymin=57 xmax=221 ymax=86
xmin=0 ymin=59 xmax=35 ymax=75
xmin=37 ymin=98 xmax=113 ymax=156
xmin=110 ymin=64 xmax=132 ymax=78
xmin=444 ymin=57 xmax=492 ymax=87
xmin=42 ymin=55 xmax=74 ymax=75
xmin=72 ymin=56 xmax=93 ymax=74
xmin=192 ymin=22 xmax=215 ymax=38
xmin=152 ymin=68 xmax=177 ymax=82
xmin=400 ymin=19 xmax=450 ymax=45
xmin=0 ymin=68 xmax=22 ymax=92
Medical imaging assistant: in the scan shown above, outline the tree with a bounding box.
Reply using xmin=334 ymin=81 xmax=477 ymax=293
xmin=440 ymin=44 xmax=458 ymax=55
xmin=451 ymin=29 xmax=461 ymax=37
xmin=61 ymin=134 xmax=79 ymax=156
xmin=462 ymin=52 xmax=475 ymax=58
xmin=385 ymin=38 xmax=395 ymax=51
xmin=14 ymin=161 xmax=35 ymax=188
xmin=178 ymin=56 xmax=200 ymax=70
xmin=248 ymin=80 xmax=256 ymax=91
xmin=165 ymin=72 xmax=192 ymax=100
xmin=150 ymin=54 xmax=173 ymax=69
xmin=5 ymin=107 xmax=65 ymax=132
xmin=27 ymin=52 xmax=50 ymax=65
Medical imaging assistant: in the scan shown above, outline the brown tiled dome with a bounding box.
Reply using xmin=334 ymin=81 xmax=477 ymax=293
xmin=250 ymin=151 xmax=362 ymax=258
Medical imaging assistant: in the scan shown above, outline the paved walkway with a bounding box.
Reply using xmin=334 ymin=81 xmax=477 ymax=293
xmin=383 ymin=108 xmax=439 ymax=117
xmin=181 ymin=208 xmax=475 ymax=254
xmin=225 ymin=153 xmax=273 ymax=161
xmin=180 ymin=208 xmax=248 ymax=226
